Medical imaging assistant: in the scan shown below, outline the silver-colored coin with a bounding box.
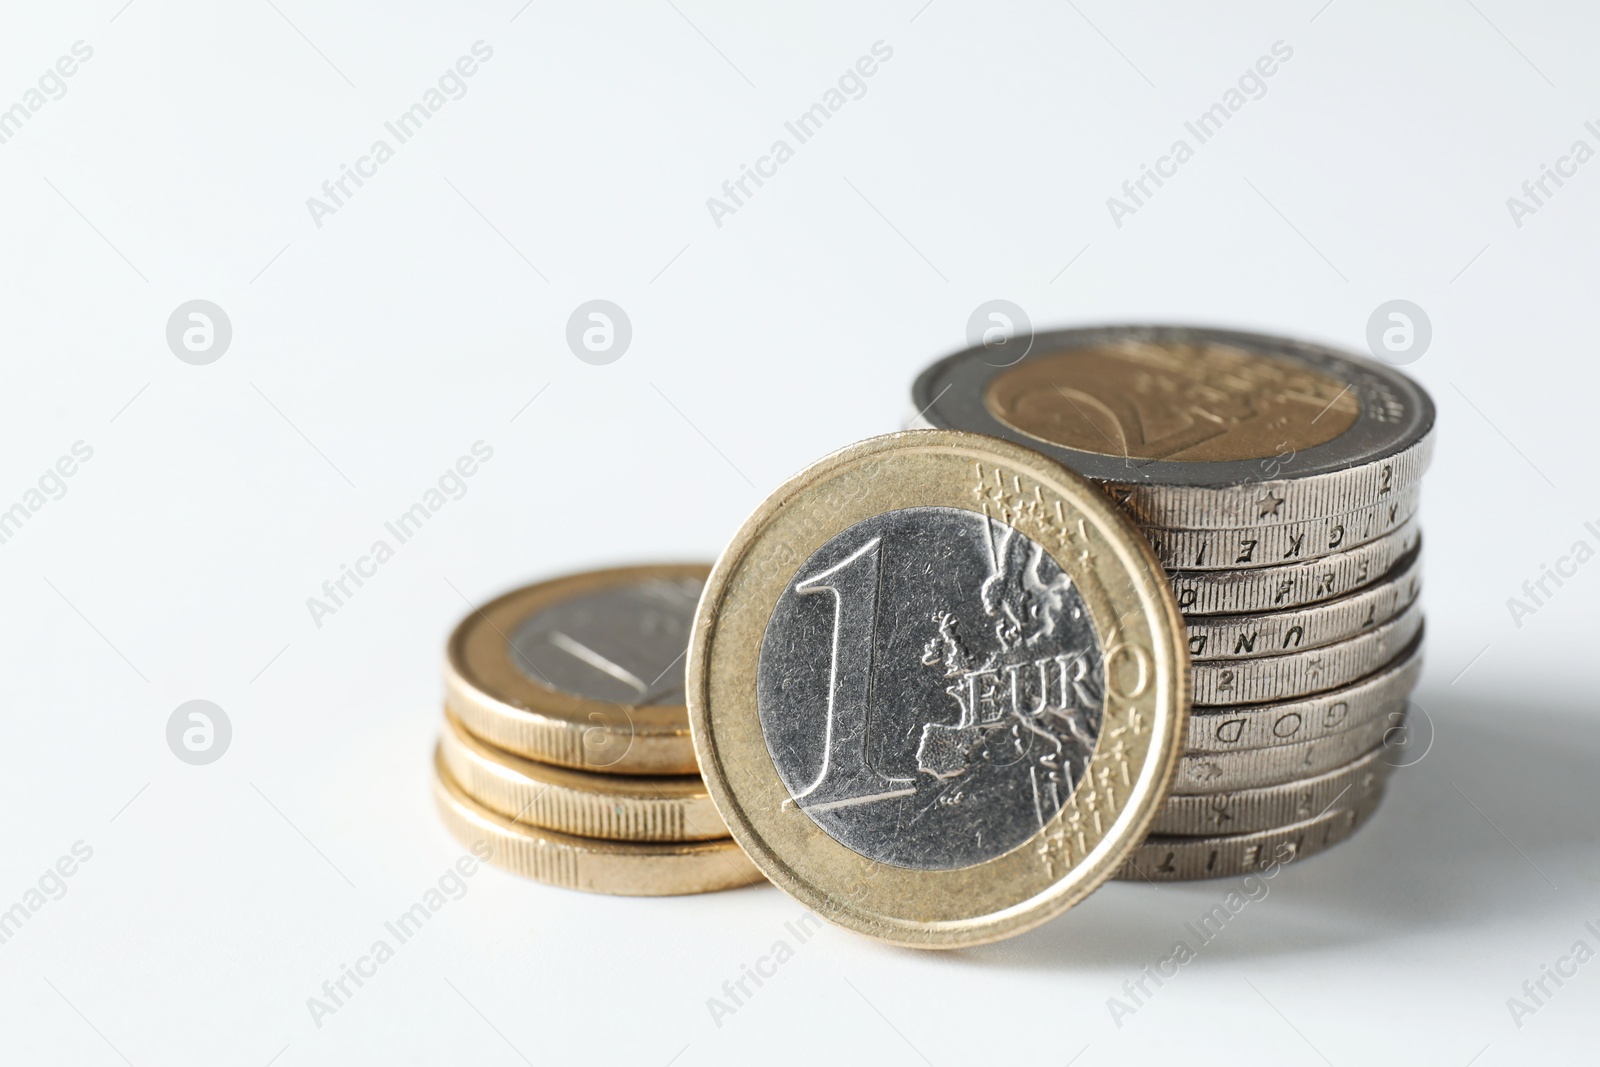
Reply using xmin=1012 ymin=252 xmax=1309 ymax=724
xmin=1171 ymin=519 xmax=1420 ymax=615
xmin=1186 ymin=549 xmax=1421 ymax=661
xmin=1186 ymin=635 xmax=1421 ymax=752
xmin=1171 ymin=706 xmax=1397 ymax=794
xmin=1117 ymin=786 xmax=1386 ymax=881
xmin=1191 ymin=603 xmax=1423 ymax=705
xmin=910 ymin=324 xmax=1435 ymax=529
xmin=1143 ymin=484 xmax=1418 ymax=571
xmin=1154 ymin=742 xmax=1392 ymax=834
xmin=508 ymin=577 xmax=702 ymax=705
xmin=756 ymin=505 xmax=1107 ymax=872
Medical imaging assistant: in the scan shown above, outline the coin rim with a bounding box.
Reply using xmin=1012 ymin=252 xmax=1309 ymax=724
xmin=912 ymin=324 xmax=1436 ymax=490
xmin=433 ymin=747 xmax=763 ymax=896
xmin=439 ymin=709 xmax=728 ymax=841
xmin=1184 ymin=547 xmax=1421 ymax=661
xmin=1152 ymin=741 xmax=1394 ymax=835
xmin=1185 ymin=632 xmax=1422 ymax=751
xmin=442 ymin=563 xmax=709 ymax=776
xmin=688 ymin=429 xmax=1190 ymax=948
xmin=1170 ymin=520 xmax=1420 ymax=615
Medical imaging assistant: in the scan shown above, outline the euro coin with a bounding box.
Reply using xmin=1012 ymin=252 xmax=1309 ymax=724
xmin=433 ymin=748 xmax=762 ymax=895
xmin=438 ymin=709 xmax=728 ymax=841
xmin=443 ymin=564 xmax=707 ymax=775
xmin=1190 ymin=604 xmax=1423 ymax=705
xmin=1172 ymin=707 xmax=1396 ymax=794
xmin=1118 ymin=785 xmax=1386 ymax=881
xmin=688 ymin=430 xmax=1189 ymax=947
xmin=1185 ymin=634 xmax=1421 ymax=752
xmin=910 ymin=324 xmax=1434 ymax=530
xmin=1184 ymin=548 xmax=1420 ymax=661
xmin=1170 ymin=520 xmax=1419 ymax=615
xmin=1143 ymin=486 xmax=1417 ymax=570
xmin=1151 ymin=742 xmax=1391 ymax=835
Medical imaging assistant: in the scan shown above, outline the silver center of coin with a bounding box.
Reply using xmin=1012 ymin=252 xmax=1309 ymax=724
xmin=756 ymin=506 xmax=1105 ymax=871
xmin=509 ymin=578 xmax=702 ymax=705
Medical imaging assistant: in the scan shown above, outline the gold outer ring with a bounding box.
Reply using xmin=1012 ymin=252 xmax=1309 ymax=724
xmin=433 ymin=747 xmax=764 ymax=896
xmin=442 ymin=564 xmax=709 ymax=776
xmin=439 ymin=708 xmax=728 ymax=842
xmin=688 ymin=430 xmax=1190 ymax=948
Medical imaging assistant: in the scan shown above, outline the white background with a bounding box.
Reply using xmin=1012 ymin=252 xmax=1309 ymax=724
xmin=2 ymin=1 xmax=1597 ymax=1064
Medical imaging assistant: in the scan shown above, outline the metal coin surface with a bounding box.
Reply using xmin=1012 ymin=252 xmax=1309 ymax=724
xmin=911 ymin=325 xmax=1435 ymax=529
xmin=439 ymin=709 xmax=727 ymax=841
xmin=689 ymin=431 xmax=1188 ymax=947
xmin=1191 ymin=604 xmax=1423 ymax=705
xmin=433 ymin=748 xmax=762 ymax=895
xmin=1185 ymin=549 xmax=1421 ymax=661
xmin=1185 ymin=634 xmax=1421 ymax=752
xmin=1171 ymin=707 xmax=1397 ymax=794
xmin=443 ymin=564 xmax=707 ymax=776
xmin=1143 ymin=485 xmax=1418 ymax=571
xmin=1152 ymin=742 xmax=1391 ymax=835
xmin=1171 ymin=520 xmax=1419 ymax=615
xmin=1118 ymin=786 xmax=1386 ymax=881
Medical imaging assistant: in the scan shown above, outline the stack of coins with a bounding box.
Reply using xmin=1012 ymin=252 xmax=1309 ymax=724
xmin=433 ymin=565 xmax=763 ymax=896
xmin=910 ymin=325 xmax=1434 ymax=880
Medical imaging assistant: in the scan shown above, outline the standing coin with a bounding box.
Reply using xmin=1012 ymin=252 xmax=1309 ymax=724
xmin=910 ymin=325 xmax=1435 ymax=529
xmin=443 ymin=565 xmax=707 ymax=776
xmin=434 ymin=749 xmax=762 ymax=895
xmin=689 ymin=431 xmax=1189 ymax=948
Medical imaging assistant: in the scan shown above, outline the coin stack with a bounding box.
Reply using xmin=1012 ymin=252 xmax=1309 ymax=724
xmin=910 ymin=325 xmax=1434 ymax=881
xmin=432 ymin=565 xmax=763 ymax=896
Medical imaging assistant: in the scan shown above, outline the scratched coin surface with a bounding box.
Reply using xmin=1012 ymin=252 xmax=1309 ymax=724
xmin=910 ymin=325 xmax=1435 ymax=529
xmin=689 ymin=431 xmax=1188 ymax=947
xmin=443 ymin=564 xmax=707 ymax=776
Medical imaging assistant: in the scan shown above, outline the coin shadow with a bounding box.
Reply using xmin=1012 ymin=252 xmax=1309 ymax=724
xmin=956 ymin=683 xmax=1600 ymax=971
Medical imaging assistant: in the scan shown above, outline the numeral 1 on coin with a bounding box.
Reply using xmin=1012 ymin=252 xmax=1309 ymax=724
xmin=791 ymin=537 xmax=911 ymax=807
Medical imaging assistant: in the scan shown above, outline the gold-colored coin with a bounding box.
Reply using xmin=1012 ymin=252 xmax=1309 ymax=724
xmin=433 ymin=748 xmax=763 ymax=896
xmin=689 ymin=430 xmax=1189 ymax=948
xmin=985 ymin=340 xmax=1360 ymax=462
xmin=443 ymin=564 xmax=708 ymax=776
xmin=439 ymin=708 xmax=727 ymax=841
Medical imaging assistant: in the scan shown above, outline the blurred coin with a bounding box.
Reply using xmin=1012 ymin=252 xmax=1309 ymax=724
xmin=689 ymin=431 xmax=1188 ymax=948
xmin=911 ymin=324 xmax=1434 ymax=529
xmin=443 ymin=564 xmax=706 ymax=776
xmin=439 ymin=709 xmax=727 ymax=841
xmin=433 ymin=748 xmax=762 ymax=896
